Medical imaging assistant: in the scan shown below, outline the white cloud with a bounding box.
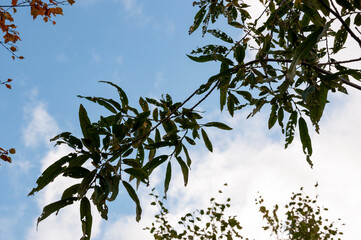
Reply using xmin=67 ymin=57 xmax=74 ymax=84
xmin=22 ymin=102 xmax=59 ymax=148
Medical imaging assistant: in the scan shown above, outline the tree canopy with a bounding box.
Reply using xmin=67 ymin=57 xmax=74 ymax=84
xmin=26 ymin=0 xmax=361 ymax=239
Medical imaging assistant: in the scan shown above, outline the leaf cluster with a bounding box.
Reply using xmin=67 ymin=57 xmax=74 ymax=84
xmin=256 ymin=187 xmax=344 ymax=239
xmin=187 ymin=0 xmax=361 ymax=167
xmin=0 ymin=146 xmax=15 ymax=164
xmin=145 ymin=185 xmax=246 ymax=240
xmin=28 ymin=81 xmax=232 ymax=239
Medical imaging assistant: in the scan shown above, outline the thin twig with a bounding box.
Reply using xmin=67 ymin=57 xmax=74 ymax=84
xmin=318 ymin=0 xmax=361 ymax=47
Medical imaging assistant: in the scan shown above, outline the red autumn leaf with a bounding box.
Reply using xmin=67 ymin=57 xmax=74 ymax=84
xmin=0 ymin=155 xmax=12 ymax=163
xmin=12 ymin=0 xmax=18 ymax=6
xmin=19 ymin=56 xmax=24 ymax=59
xmin=5 ymin=84 xmax=12 ymax=89
xmin=10 ymin=46 xmax=17 ymax=52
xmin=9 ymin=148 xmax=16 ymax=154
xmin=7 ymin=78 xmax=12 ymax=82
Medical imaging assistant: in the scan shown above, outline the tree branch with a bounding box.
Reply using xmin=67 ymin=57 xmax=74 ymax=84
xmin=318 ymin=0 xmax=361 ymax=47
xmin=233 ymin=58 xmax=361 ymax=90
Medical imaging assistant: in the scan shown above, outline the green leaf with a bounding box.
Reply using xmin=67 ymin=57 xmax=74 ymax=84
xmin=62 ymin=166 xmax=91 ymax=179
xmin=164 ymin=161 xmax=172 ymax=196
xmin=61 ymin=184 xmax=81 ymax=200
xmin=77 ymin=96 xmax=119 ymax=113
xmin=78 ymin=170 xmax=97 ymax=199
xmin=183 ymin=144 xmax=192 ymax=167
xmin=234 ymin=44 xmax=245 ymax=63
xmin=124 ymin=168 xmax=149 ymax=184
xmin=186 ymin=54 xmax=217 ymax=63
xmin=139 ymin=97 xmax=149 ymax=112
xmin=143 ymin=155 xmax=168 ymax=173
xmin=79 ymin=104 xmax=100 ymax=148
xmin=333 ymin=17 xmax=350 ymax=53
xmin=189 ymin=5 xmax=207 ymax=34
xmin=299 ymin=117 xmax=313 ymax=156
xmin=285 ymin=111 xmax=298 ymax=149
xmin=220 ymin=89 xmax=227 ymax=112
xmin=100 ymin=81 xmax=129 ymax=108
xmin=309 ymin=83 xmax=329 ymax=131
xmin=122 ymin=181 xmax=142 ymax=222
xmin=176 ymin=156 xmax=189 ymax=186
xmin=355 ymin=13 xmax=361 ymax=26
xmin=335 ymin=0 xmax=354 ymax=10
xmin=107 ymin=176 xmax=120 ymax=202
xmin=132 ymin=111 xmax=150 ymax=132
xmin=28 ymin=155 xmax=73 ymax=196
xmin=201 ymin=128 xmax=213 ymax=152
xmin=204 ymin=122 xmax=232 ymax=130
xmin=80 ymin=197 xmax=93 ymax=240
xmin=37 ymin=198 xmax=77 ymax=227
xmin=268 ymin=104 xmax=278 ymax=129
xmin=287 ymin=24 xmax=329 ymax=81
xmin=207 ymin=29 xmax=233 ymax=43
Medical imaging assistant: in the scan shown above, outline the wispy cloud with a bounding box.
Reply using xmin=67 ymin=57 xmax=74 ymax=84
xmin=22 ymin=102 xmax=59 ymax=148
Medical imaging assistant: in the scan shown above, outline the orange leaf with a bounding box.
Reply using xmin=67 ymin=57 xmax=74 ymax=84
xmin=10 ymin=46 xmax=17 ymax=52
xmin=19 ymin=56 xmax=24 ymax=59
xmin=0 ymin=155 xmax=11 ymax=163
xmin=5 ymin=84 xmax=12 ymax=89
xmin=9 ymin=148 xmax=16 ymax=154
xmin=7 ymin=78 xmax=12 ymax=82
xmin=12 ymin=0 xmax=18 ymax=6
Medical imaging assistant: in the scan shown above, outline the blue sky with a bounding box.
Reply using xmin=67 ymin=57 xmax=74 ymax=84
xmin=1 ymin=0 xmax=361 ymax=239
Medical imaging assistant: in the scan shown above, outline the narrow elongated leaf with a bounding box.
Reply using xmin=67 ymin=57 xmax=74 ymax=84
xmin=122 ymin=181 xmax=142 ymax=222
xmin=79 ymin=104 xmax=100 ymax=148
xmin=78 ymin=170 xmax=97 ymax=199
xmin=299 ymin=117 xmax=313 ymax=156
xmin=183 ymin=144 xmax=192 ymax=167
xmin=287 ymin=24 xmax=329 ymax=81
xmin=107 ymin=176 xmax=120 ymax=202
xmin=268 ymin=105 xmax=278 ymax=129
xmin=62 ymin=166 xmax=90 ymax=179
xmin=285 ymin=111 xmax=298 ymax=148
xmin=100 ymin=81 xmax=129 ymax=108
xmin=176 ymin=157 xmax=189 ymax=186
xmin=207 ymin=29 xmax=234 ymax=43
xmin=80 ymin=197 xmax=92 ymax=240
xmin=124 ymin=168 xmax=149 ymax=184
xmin=204 ymin=122 xmax=232 ymax=130
xmin=201 ymin=128 xmax=213 ymax=152
xmin=189 ymin=5 xmax=206 ymax=34
xmin=28 ymin=155 xmax=72 ymax=196
xmin=37 ymin=197 xmax=77 ymax=227
xmin=61 ymin=184 xmax=81 ymax=200
xmin=143 ymin=155 xmax=168 ymax=173
xmin=164 ymin=161 xmax=172 ymax=196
